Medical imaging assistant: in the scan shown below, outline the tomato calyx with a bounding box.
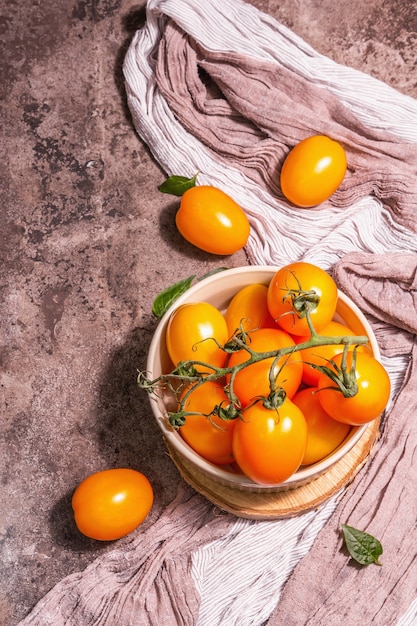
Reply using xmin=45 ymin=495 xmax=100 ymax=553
xmin=167 ymin=377 xmax=242 ymax=429
xmin=167 ymin=397 xmax=241 ymax=429
xmin=238 ymin=386 xmax=287 ymax=415
xmin=223 ymin=326 xmax=253 ymax=352
xmin=216 ymin=402 xmax=241 ymax=422
xmin=173 ymin=362 xmax=201 ymax=378
xmin=283 ymin=272 xmax=319 ymax=305
xmin=312 ymin=345 xmax=359 ymax=399
xmin=167 ymin=411 xmax=188 ymax=428
xmin=276 ymin=275 xmax=321 ymax=335
xmin=285 ymin=287 xmax=320 ymax=319
xmin=261 ymin=388 xmax=287 ymax=412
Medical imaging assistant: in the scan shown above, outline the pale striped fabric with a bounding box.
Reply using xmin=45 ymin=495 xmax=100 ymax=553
xmin=124 ymin=0 xmax=417 ymax=270
xmin=123 ymin=0 xmax=417 ymax=623
xmin=397 ymin=599 xmax=417 ymax=626
xmin=192 ymin=497 xmax=339 ymax=626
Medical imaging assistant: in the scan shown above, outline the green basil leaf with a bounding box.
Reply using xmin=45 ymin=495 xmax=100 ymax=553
xmin=151 ymin=267 xmax=228 ymax=319
xmin=152 ymin=275 xmax=196 ymax=319
xmin=341 ymin=524 xmax=383 ymax=566
xmin=158 ymin=173 xmax=199 ymax=196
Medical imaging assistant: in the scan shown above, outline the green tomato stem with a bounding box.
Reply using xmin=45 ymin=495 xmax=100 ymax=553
xmin=138 ymin=309 xmax=369 ymax=427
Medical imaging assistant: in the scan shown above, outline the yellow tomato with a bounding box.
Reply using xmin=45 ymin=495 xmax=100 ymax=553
xmin=280 ymin=135 xmax=347 ymax=207
xmin=225 ymin=283 xmax=276 ymax=337
xmin=292 ymin=387 xmax=351 ymax=465
xmin=72 ymin=469 xmax=153 ymax=541
xmin=227 ymin=327 xmax=303 ymax=406
xmin=166 ymin=302 xmax=229 ymax=372
xmin=232 ymin=399 xmax=308 ymax=484
xmin=176 ymin=185 xmax=250 ymax=255
xmin=267 ymin=262 xmax=338 ymax=336
xmin=179 ymin=382 xmax=236 ymax=465
xmin=317 ymin=352 xmax=391 ymax=426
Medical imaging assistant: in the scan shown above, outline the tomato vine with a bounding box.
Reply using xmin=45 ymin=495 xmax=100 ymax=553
xmin=138 ymin=306 xmax=370 ymax=429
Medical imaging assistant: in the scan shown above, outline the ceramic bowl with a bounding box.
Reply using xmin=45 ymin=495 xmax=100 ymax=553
xmin=146 ymin=266 xmax=381 ymax=494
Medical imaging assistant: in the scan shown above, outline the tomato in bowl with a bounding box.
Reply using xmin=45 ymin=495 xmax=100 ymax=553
xmin=145 ymin=266 xmax=383 ymax=494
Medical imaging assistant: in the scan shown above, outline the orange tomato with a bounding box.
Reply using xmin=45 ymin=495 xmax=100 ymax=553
xmin=72 ymin=469 xmax=153 ymax=541
xmin=232 ymin=399 xmax=307 ymax=484
xmin=280 ymin=135 xmax=347 ymax=207
xmin=317 ymin=352 xmax=391 ymax=425
xmin=295 ymin=320 xmax=364 ymax=386
xmin=292 ymin=387 xmax=351 ymax=465
xmin=225 ymin=283 xmax=276 ymax=337
xmin=166 ymin=302 xmax=229 ymax=372
xmin=227 ymin=327 xmax=303 ymax=406
xmin=179 ymin=382 xmax=236 ymax=465
xmin=267 ymin=262 xmax=338 ymax=336
xmin=176 ymin=185 xmax=250 ymax=255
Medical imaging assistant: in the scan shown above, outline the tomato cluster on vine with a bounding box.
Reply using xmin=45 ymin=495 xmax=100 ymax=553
xmin=155 ymin=262 xmax=391 ymax=486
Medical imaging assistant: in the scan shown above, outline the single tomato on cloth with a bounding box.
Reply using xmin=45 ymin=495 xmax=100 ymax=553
xmin=267 ymin=262 xmax=338 ymax=336
xmin=292 ymin=386 xmax=351 ymax=465
xmin=176 ymin=185 xmax=250 ymax=255
xmin=232 ymin=399 xmax=308 ymax=484
xmin=227 ymin=327 xmax=303 ymax=406
xmin=179 ymin=382 xmax=236 ymax=465
xmin=280 ymin=135 xmax=347 ymax=207
xmin=166 ymin=301 xmax=229 ymax=372
xmin=72 ymin=468 xmax=153 ymax=541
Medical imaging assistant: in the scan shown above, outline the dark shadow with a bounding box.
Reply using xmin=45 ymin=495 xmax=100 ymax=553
xmin=48 ymin=323 xmax=180 ymax=550
xmin=93 ymin=325 xmax=181 ymax=506
xmin=113 ymin=4 xmax=167 ymax=182
xmin=114 ymin=4 xmax=147 ymax=127
xmin=49 ymin=489 xmax=109 ymax=552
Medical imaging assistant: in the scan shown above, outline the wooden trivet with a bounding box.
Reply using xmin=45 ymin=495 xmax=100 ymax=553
xmin=166 ymin=417 xmax=381 ymax=519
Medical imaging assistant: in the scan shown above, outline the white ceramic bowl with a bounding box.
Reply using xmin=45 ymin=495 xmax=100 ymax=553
xmin=146 ymin=266 xmax=381 ymax=494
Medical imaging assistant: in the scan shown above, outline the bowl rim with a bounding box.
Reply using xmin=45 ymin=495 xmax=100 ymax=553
xmin=146 ymin=265 xmax=380 ymax=490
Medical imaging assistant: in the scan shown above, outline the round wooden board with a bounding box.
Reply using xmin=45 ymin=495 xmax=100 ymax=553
xmin=166 ymin=418 xmax=381 ymax=519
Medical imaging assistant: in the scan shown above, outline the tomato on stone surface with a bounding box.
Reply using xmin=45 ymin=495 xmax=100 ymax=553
xmin=72 ymin=468 xmax=153 ymax=541
xmin=280 ymin=135 xmax=347 ymax=207
xmin=317 ymin=352 xmax=391 ymax=426
xmin=227 ymin=327 xmax=303 ymax=406
xmin=295 ymin=320 xmax=365 ymax=387
xmin=292 ymin=386 xmax=351 ymax=465
xmin=166 ymin=302 xmax=229 ymax=372
xmin=232 ymin=399 xmax=308 ymax=484
xmin=267 ymin=261 xmax=338 ymax=336
xmin=179 ymin=382 xmax=236 ymax=465
xmin=176 ymin=185 xmax=250 ymax=255
xmin=225 ymin=283 xmax=276 ymax=337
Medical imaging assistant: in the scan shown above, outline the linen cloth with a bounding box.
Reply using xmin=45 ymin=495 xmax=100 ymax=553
xmin=19 ymin=0 xmax=417 ymax=624
xmin=268 ymin=252 xmax=417 ymax=625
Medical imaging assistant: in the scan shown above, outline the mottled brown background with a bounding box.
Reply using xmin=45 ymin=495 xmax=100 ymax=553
xmin=1 ymin=1 xmax=416 ymax=624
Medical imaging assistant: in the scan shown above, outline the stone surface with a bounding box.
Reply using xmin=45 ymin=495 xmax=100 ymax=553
xmin=1 ymin=0 xmax=416 ymax=624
